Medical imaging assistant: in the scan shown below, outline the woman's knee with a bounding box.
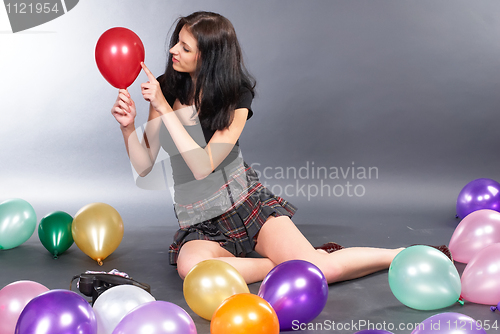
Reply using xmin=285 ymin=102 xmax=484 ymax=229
xmin=176 ymin=255 xmax=204 ymax=280
xmin=175 ymin=240 xmax=233 ymax=279
xmin=320 ymin=262 xmax=344 ymax=283
xmin=297 ymin=252 xmax=345 ymax=283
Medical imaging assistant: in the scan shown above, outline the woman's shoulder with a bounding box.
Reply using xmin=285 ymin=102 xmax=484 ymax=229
xmin=237 ymin=85 xmax=254 ymax=119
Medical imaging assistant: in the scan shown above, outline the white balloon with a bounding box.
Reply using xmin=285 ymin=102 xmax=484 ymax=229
xmin=93 ymin=285 xmax=156 ymax=334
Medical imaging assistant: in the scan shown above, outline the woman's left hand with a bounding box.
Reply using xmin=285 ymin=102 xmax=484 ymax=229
xmin=140 ymin=62 xmax=170 ymax=115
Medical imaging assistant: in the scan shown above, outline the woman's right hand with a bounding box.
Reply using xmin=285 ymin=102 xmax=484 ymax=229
xmin=111 ymin=89 xmax=136 ymax=128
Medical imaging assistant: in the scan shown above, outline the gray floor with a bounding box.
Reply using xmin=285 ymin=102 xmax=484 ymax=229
xmin=1 ymin=204 xmax=498 ymax=334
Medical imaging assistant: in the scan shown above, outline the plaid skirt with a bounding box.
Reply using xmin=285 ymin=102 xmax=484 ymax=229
xmin=168 ymin=182 xmax=297 ymax=265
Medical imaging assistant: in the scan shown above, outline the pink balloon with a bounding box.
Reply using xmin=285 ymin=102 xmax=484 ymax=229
xmin=0 ymin=280 xmax=49 ymax=334
xmin=461 ymin=243 xmax=500 ymax=305
xmin=449 ymin=209 xmax=500 ymax=263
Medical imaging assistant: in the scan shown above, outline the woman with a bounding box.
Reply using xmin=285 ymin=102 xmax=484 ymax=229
xmin=111 ymin=11 xmax=447 ymax=284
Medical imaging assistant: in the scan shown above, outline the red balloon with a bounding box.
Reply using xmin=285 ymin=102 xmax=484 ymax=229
xmin=95 ymin=27 xmax=145 ymax=89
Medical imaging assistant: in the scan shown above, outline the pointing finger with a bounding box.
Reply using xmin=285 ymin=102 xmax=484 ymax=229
xmin=141 ymin=62 xmax=156 ymax=82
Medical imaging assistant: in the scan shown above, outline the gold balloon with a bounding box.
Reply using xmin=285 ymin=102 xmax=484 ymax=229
xmin=72 ymin=202 xmax=124 ymax=266
xmin=183 ymin=259 xmax=249 ymax=320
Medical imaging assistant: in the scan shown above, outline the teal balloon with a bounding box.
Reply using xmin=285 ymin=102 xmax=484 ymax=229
xmin=0 ymin=199 xmax=37 ymax=250
xmin=388 ymin=245 xmax=461 ymax=310
xmin=38 ymin=211 xmax=74 ymax=258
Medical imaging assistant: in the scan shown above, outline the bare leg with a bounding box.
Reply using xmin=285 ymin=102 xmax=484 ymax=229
xmin=176 ymin=240 xmax=276 ymax=283
xmin=254 ymin=216 xmax=404 ymax=283
xmin=176 ymin=216 xmax=403 ymax=284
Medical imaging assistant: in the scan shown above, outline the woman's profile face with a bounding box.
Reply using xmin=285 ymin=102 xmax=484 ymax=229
xmin=169 ymin=26 xmax=199 ymax=76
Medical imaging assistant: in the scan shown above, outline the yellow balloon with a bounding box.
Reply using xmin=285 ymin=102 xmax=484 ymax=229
xmin=72 ymin=202 xmax=124 ymax=266
xmin=183 ymin=259 xmax=249 ymax=320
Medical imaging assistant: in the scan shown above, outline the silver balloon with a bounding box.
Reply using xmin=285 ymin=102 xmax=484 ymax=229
xmin=93 ymin=285 xmax=155 ymax=334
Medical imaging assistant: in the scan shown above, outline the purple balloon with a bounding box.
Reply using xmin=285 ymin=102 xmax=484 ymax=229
xmin=258 ymin=260 xmax=328 ymax=331
xmin=491 ymin=301 xmax=500 ymax=312
xmin=112 ymin=301 xmax=196 ymax=334
xmin=456 ymin=178 xmax=500 ymax=219
xmin=411 ymin=312 xmax=487 ymax=334
xmin=15 ymin=289 xmax=96 ymax=334
xmin=355 ymin=331 xmax=394 ymax=334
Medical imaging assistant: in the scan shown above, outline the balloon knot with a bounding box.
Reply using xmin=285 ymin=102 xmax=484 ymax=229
xmin=458 ymin=295 xmax=464 ymax=306
xmin=53 ymin=255 xmax=58 ymax=259
xmin=491 ymin=306 xmax=497 ymax=312
xmin=98 ymin=260 xmax=103 ymax=266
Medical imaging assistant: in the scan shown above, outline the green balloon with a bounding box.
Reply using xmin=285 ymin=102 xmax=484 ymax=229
xmin=388 ymin=245 xmax=461 ymax=310
xmin=0 ymin=198 xmax=37 ymax=250
xmin=38 ymin=211 xmax=74 ymax=258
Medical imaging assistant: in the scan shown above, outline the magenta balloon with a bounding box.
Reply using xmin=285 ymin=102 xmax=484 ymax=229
xmin=411 ymin=312 xmax=486 ymax=334
xmin=456 ymin=178 xmax=500 ymax=219
xmin=258 ymin=260 xmax=328 ymax=331
xmin=449 ymin=209 xmax=500 ymax=263
xmin=0 ymin=281 xmax=49 ymax=334
xmin=15 ymin=290 xmax=96 ymax=334
xmin=112 ymin=301 xmax=196 ymax=334
xmin=461 ymin=243 xmax=500 ymax=305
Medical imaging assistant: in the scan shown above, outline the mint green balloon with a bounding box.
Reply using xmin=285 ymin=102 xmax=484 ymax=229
xmin=388 ymin=245 xmax=461 ymax=310
xmin=0 ymin=199 xmax=37 ymax=249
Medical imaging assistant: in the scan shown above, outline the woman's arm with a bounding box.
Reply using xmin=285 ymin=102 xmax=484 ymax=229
xmin=140 ymin=63 xmax=248 ymax=180
xmin=161 ymin=107 xmax=248 ymax=180
xmin=111 ymin=89 xmax=163 ymax=177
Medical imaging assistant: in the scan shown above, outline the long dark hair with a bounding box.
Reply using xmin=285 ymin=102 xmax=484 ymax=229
xmin=162 ymin=11 xmax=255 ymax=131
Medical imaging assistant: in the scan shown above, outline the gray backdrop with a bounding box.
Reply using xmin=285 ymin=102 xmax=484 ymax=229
xmin=1 ymin=0 xmax=499 ymax=228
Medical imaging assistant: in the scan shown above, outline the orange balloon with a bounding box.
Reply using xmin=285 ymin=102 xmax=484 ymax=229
xmin=211 ymin=293 xmax=279 ymax=334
